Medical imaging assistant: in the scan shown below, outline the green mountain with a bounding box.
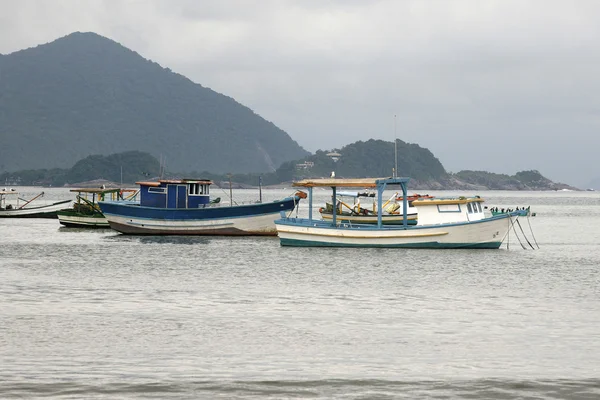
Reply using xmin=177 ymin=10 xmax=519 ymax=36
xmin=0 ymin=151 xmax=160 ymax=187
xmin=0 ymin=32 xmax=309 ymax=174
xmin=284 ymin=139 xmax=447 ymax=181
xmin=453 ymin=169 xmax=574 ymax=190
xmin=0 ymin=142 xmax=575 ymax=191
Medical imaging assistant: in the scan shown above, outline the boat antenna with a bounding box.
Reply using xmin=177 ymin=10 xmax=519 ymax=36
xmin=259 ymin=175 xmax=263 ymax=203
xmin=159 ymin=155 xmax=166 ymax=179
xmin=228 ymin=173 xmax=233 ymax=207
xmin=393 ymin=114 xmax=398 ymax=178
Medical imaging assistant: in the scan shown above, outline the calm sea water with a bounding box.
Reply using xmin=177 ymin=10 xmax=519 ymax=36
xmin=1 ymin=187 xmax=600 ymax=399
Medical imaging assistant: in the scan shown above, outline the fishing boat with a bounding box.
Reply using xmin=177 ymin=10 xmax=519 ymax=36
xmin=319 ymin=190 xmax=418 ymax=225
xmin=98 ymin=178 xmax=306 ymax=235
xmin=0 ymin=190 xmax=72 ymax=218
xmin=275 ymin=177 xmax=521 ymax=249
xmin=57 ymin=188 xmax=139 ymax=228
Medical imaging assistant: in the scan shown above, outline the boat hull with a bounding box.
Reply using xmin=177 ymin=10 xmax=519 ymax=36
xmin=275 ymin=213 xmax=517 ymax=249
xmin=99 ymin=197 xmax=299 ymax=235
xmin=0 ymin=200 xmax=72 ymax=219
xmin=57 ymin=211 xmax=110 ymax=228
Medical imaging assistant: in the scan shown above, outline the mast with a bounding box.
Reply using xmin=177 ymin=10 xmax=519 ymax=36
xmin=394 ymin=114 xmax=398 ymax=178
xmin=228 ymin=173 xmax=233 ymax=206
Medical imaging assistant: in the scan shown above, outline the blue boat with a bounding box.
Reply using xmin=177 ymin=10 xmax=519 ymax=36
xmin=98 ymin=179 xmax=305 ymax=235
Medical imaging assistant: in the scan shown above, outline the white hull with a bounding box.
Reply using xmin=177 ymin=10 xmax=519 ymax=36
xmin=58 ymin=214 xmax=109 ymax=227
xmin=0 ymin=200 xmax=72 ymax=218
xmin=276 ymin=214 xmax=517 ymax=248
xmin=105 ymin=212 xmax=283 ymax=235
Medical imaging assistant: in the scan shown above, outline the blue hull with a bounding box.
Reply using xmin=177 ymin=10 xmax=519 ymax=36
xmin=98 ymin=197 xmax=299 ymax=235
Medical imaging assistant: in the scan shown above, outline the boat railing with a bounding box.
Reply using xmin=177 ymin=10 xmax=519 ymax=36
xmin=198 ymin=200 xmax=264 ymax=208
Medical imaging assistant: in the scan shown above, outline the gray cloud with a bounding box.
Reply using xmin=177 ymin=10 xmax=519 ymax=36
xmin=2 ymin=0 xmax=599 ymax=186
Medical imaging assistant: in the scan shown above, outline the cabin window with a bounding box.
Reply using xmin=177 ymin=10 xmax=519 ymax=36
xmin=148 ymin=187 xmax=166 ymax=194
xmin=437 ymin=204 xmax=461 ymax=213
xmin=203 ymin=185 xmax=209 ymax=195
xmin=467 ymin=203 xmax=473 ymax=213
xmin=476 ymin=202 xmax=482 ymax=212
xmin=189 ymin=183 xmax=199 ymax=195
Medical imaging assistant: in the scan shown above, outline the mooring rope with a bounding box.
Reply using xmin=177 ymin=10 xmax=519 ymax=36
xmin=502 ymin=214 xmax=526 ymax=250
xmin=516 ymin=219 xmax=535 ymax=250
xmin=511 ymin=217 xmax=527 ymax=250
xmin=527 ymin=216 xmax=540 ymax=249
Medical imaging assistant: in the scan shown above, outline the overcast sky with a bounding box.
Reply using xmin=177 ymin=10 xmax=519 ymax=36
xmin=1 ymin=0 xmax=599 ymax=187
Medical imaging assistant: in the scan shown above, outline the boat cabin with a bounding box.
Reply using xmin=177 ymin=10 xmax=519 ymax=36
xmin=137 ymin=179 xmax=213 ymax=209
xmin=411 ymin=197 xmax=485 ymax=225
xmin=0 ymin=190 xmax=18 ymax=209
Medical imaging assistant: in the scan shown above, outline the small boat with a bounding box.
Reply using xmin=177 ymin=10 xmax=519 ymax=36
xmin=319 ymin=190 xmax=418 ymax=225
xmin=98 ymin=178 xmax=306 ymax=235
xmin=275 ymin=177 xmax=521 ymax=249
xmin=57 ymin=188 xmax=139 ymax=228
xmin=0 ymin=190 xmax=72 ymax=218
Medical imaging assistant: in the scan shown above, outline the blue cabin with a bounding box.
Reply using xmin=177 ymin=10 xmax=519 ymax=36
xmin=137 ymin=179 xmax=213 ymax=209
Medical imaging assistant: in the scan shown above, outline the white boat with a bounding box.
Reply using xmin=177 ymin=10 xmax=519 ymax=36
xmin=0 ymin=190 xmax=72 ymax=218
xmin=275 ymin=177 xmax=521 ymax=249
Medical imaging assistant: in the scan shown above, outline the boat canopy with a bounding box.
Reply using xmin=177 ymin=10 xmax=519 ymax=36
xmin=292 ymin=177 xmax=410 ymax=188
xmin=412 ymin=197 xmax=483 ymax=206
xmin=70 ymin=188 xmax=125 ymax=194
xmin=136 ymin=179 xmax=213 ymax=186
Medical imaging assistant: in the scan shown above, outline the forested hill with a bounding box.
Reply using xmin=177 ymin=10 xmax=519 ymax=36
xmin=289 ymin=139 xmax=447 ymax=182
xmin=267 ymin=139 xmax=575 ymax=190
xmin=0 ymin=145 xmax=577 ymax=190
xmin=0 ymin=32 xmax=309 ymax=174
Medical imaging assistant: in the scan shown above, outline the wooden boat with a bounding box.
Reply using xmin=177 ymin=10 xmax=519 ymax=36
xmin=275 ymin=177 xmax=521 ymax=249
xmin=98 ymin=178 xmax=305 ymax=235
xmin=57 ymin=188 xmax=139 ymax=228
xmin=319 ymin=190 xmax=418 ymax=225
xmin=0 ymin=190 xmax=72 ymax=218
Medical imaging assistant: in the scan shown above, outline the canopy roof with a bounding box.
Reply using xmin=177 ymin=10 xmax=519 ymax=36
xmin=292 ymin=177 xmax=410 ymax=188
xmin=412 ymin=197 xmax=484 ymax=205
xmin=136 ymin=179 xmax=213 ymax=186
xmin=69 ymin=188 xmax=130 ymax=194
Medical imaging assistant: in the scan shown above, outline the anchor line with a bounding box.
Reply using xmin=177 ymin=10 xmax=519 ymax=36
xmin=501 ymin=214 xmax=525 ymax=250
xmin=526 ymin=215 xmax=540 ymax=249
xmin=516 ymin=219 xmax=535 ymax=250
xmin=511 ymin=217 xmax=527 ymax=250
